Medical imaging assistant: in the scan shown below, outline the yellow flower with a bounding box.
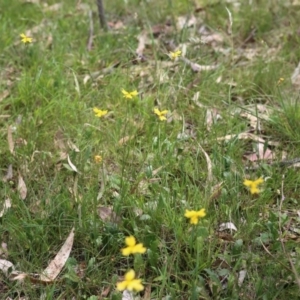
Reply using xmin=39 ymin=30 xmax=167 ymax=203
xmin=154 ymin=108 xmax=168 ymax=121
xmin=20 ymin=33 xmax=32 ymax=44
xmin=169 ymin=50 xmax=181 ymax=60
xmin=243 ymin=177 xmax=264 ymax=194
xmin=121 ymin=236 xmax=146 ymax=256
xmin=122 ymin=89 xmax=138 ymax=99
xmin=93 ymin=107 xmax=108 ymax=118
xmin=184 ymin=209 xmax=206 ymax=225
xmin=117 ymin=269 xmax=144 ymax=292
xmin=277 ymin=77 xmax=284 ymax=86
xmin=94 ymin=155 xmax=102 ymax=164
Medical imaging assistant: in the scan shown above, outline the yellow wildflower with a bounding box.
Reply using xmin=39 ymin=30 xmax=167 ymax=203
xmin=117 ymin=269 xmax=144 ymax=292
xmin=94 ymin=155 xmax=102 ymax=164
xmin=154 ymin=108 xmax=168 ymax=121
xmin=122 ymin=89 xmax=138 ymax=99
xmin=93 ymin=108 xmax=108 ymax=118
xmin=243 ymin=177 xmax=264 ymax=194
xmin=184 ymin=209 xmax=206 ymax=225
xmin=20 ymin=33 xmax=32 ymax=44
xmin=169 ymin=50 xmax=181 ymax=60
xmin=277 ymin=78 xmax=284 ymax=86
xmin=121 ymin=236 xmax=146 ymax=256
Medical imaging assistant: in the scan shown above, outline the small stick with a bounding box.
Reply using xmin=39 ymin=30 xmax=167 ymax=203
xmin=87 ymin=10 xmax=94 ymax=51
xmin=96 ymin=0 xmax=108 ymax=31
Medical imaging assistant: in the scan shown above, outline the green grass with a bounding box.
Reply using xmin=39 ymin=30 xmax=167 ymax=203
xmin=1 ymin=0 xmax=300 ymax=299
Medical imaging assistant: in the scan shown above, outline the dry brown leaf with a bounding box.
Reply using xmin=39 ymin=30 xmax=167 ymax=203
xmin=67 ymin=155 xmax=78 ymax=173
xmin=40 ymin=227 xmax=75 ymax=282
xmin=136 ymin=32 xmax=147 ymax=57
xmin=54 ymin=129 xmax=68 ymax=160
xmin=3 ymin=164 xmax=13 ymax=182
xmin=17 ymin=172 xmax=27 ymax=200
xmin=43 ymin=3 xmax=63 ymax=12
xmin=67 ymin=140 xmax=80 ymax=152
xmin=198 ymin=143 xmax=213 ymax=184
xmin=191 ymin=92 xmax=206 ymax=108
xmin=209 ymin=182 xmax=223 ymax=202
xmin=291 ymin=61 xmax=300 ymax=89
xmin=143 ymin=284 xmax=152 ymax=300
xmin=206 ymin=108 xmax=221 ymax=131
xmin=0 ymin=90 xmax=10 ymax=102
xmin=240 ymin=112 xmax=260 ymax=130
xmin=217 ymin=132 xmax=279 ymax=145
xmin=0 ymin=259 xmax=15 ymax=276
xmin=7 ymin=126 xmax=14 ymax=154
xmin=118 ymin=135 xmax=134 ymax=145
xmin=107 ymin=20 xmax=125 ymax=30
xmin=0 ymin=198 xmax=12 ymax=217
xmin=100 ymin=285 xmax=111 ymax=297
xmin=11 ymin=272 xmax=28 ymax=281
xmin=219 ymin=222 xmax=237 ymax=232
xmin=176 ymin=15 xmax=197 ymax=30
xmin=0 ymin=242 xmax=8 ymax=258
xmin=244 ymin=143 xmax=275 ymax=162
xmin=97 ymin=206 xmax=119 ymax=223
xmin=181 ymin=57 xmax=218 ymax=72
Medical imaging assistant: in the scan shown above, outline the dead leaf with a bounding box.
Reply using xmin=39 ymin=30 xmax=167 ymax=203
xmin=0 ymin=90 xmax=10 ymax=102
xmin=101 ymin=285 xmax=111 ymax=297
xmin=67 ymin=155 xmax=78 ymax=173
xmin=176 ymin=15 xmax=197 ymax=30
xmin=198 ymin=143 xmax=213 ymax=184
xmin=244 ymin=143 xmax=276 ymax=162
xmin=181 ymin=57 xmax=218 ymax=72
xmin=291 ymin=61 xmax=300 ymax=89
xmin=219 ymin=222 xmax=237 ymax=232
xmin=0 ymin=198 xmax=12 ymax=217
xmin=7 ymin=126 xmax=14 ymax=154
xmin=143 ymin=284 xmax=152 ymax=300
xmin=67 ymin=141 xmax=80 ymax=152
xmin=54 ymin=129 xmax=68 ymax=160
xmin=43 ymin=3 xmax=63 ymax=12
xmin=17 ymin=172 xmax=27 ymax=200
xmin=191 ymin=92 xmax=206 ymax=108
xmin=206 ymin=108 xmax=221 ymax=131
xmin=0 ymin=259 xmax=15 ymax=276
xmin=97 ymin=206 xmax=120 ymax=223
xmin=108 ymin=20 xmax=125 ymax=30
xmin=216 ymin=231 xmax=234 ymax=242
xmin=240 ymin=111 xmax=261 ymax=130
xmin=217 ymin=132 xmax=279 ymax=146
xmin=238 ymin=270 xmax=247 ymax=287
xmin=3 ymin=164 xmax=13 ymax=182
xmin=136 ymin=32 xmax=147 ymax=57
xmin=122 ymin=290 xmax=134 ymax=300
xmin=118 ymin=135 xmax=134 ymax=145
xmin=11 ymin=272 xmax=28 ymax=281
xmin=40 ymin=227 xmax=75 ymax=282
xmin=209 ymin=182 xmax=223 ymax=202
xmin=0 ymin=242 xmax=8 ymax=258
xmin=72 ymin=71 xmax=80 ymax=96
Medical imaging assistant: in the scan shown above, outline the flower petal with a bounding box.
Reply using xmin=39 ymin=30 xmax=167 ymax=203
xmin=125 ymin=269 xmax=135 ymax=281
xmin=116 ymin=281 xmax=128 ymax=291
xmin=125 ymin=236 xmax=136 ymax=247
xmin=133 ymin=243 xmax=146 ymax=254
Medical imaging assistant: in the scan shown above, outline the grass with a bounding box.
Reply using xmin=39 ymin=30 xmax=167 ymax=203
xmin=1 ymin=0 xmax=300 ymax=299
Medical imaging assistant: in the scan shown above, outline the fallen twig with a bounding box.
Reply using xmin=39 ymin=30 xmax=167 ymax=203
xmin=96 ymin=0 xmax=108 ymax=31
xmin=87 ymin=10 xmax=94 ymax=51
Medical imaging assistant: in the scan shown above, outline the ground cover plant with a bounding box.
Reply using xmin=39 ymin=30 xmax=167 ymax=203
xmin=1 ymin=0 xmax=300 ymax=299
